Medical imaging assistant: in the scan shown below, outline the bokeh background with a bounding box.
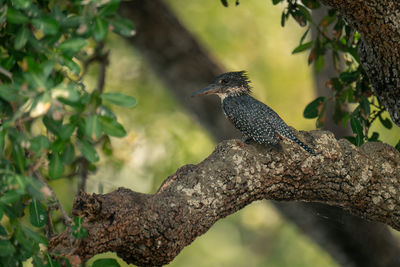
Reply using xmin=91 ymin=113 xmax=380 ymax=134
xmin=51 ymin=0 xmax=399 ymax=266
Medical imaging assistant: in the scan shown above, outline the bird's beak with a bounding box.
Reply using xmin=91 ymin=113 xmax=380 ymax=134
xmin=190 ymin=84 xmax=220 ymax=97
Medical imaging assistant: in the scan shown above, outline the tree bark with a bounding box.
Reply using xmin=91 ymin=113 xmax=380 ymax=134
xmin=118 ymin=1 xmax=400 ymax=266
xmin=319 ymin=0 xmax=400 ymax=127
xmin=49 ymin=132 xmax=400 ymax=266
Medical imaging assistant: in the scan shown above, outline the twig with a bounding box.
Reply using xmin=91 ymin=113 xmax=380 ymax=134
xmin=0 ymin=66 xmax=12 ymax=80
xmin=45 ymin=207 xmax=55 ymax=239
xmin=34 ymin=171 xmax=72 ymax=228
xmin=77 ymin=158 xmax=89 ymax=194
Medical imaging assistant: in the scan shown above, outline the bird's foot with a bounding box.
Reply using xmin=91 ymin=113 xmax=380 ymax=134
xmin=241 ymin=135 xmax=253 ymax=144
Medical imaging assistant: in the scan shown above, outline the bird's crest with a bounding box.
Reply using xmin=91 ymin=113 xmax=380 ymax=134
xmin=215 ymin=71 xmax=252 ymax=95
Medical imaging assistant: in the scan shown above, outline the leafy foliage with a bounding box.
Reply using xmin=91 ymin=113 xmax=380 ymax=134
xmin=0 ymin=0 xmax=135 ymax=265
xmin=270 ymin=0 xmax=398 ymax=148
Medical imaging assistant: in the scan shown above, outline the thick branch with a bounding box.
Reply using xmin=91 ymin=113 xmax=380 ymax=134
xmin=49 ymin=131 xmax=400 ymax=266
xmin=320 ymin=0 xmax=400 ymax=126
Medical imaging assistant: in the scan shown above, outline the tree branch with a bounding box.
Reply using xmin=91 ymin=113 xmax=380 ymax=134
xmin=49 ymin=130 xmax=400 ymax=266
xmin=319 ymin=0 xmax=400 ymax=126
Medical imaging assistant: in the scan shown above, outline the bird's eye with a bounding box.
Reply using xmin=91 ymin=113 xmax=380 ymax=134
xmin=220 ymin=79 xmax=228 ymax=84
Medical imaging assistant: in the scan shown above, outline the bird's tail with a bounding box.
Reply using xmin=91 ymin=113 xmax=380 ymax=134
xmin=293 ymin=137 xmax=316 ymax=156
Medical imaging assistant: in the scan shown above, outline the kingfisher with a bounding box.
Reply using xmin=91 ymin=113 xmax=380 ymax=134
xmin=191 ymin=71 xmax=315 ymax=155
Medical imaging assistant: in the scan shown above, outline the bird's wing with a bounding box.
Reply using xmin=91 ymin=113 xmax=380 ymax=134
xmin=222 ymin=96 xmax=279 ymax=145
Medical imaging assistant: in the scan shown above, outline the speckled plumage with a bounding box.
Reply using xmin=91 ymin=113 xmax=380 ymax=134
xmin=222 ymin=94 xmax=316 ymax=155
xmin=191 ymin=71 xmax=315 ymax=155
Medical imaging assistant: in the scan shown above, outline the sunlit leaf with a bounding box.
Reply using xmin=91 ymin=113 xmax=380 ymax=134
xmin=32 ymin=17 xmax=59 ymax=36
xmin=12 ymin=0 xmax=32 ymax=9
xmin=85 ymin=115 xmax=101 ymax=140
xmin=292 ymin=41 xmax=313 ymax=54
xmin=79 ymin=140 xmax=99 ymax=163
xmin=101 ymin=92 xmax=137 ymax=107
xmin=99 ymin=116 xmax=126 ymax=137
xmin=49 ymin=153 xmax=64 ymax=179
xmin=109 ymin=17 xmax=135 ymax=37
xmin=58 ymin=38 xmax=87 ymax=53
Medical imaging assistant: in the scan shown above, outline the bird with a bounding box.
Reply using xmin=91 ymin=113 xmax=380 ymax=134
xmin=191 ymin=71 xmax=316 ymax=155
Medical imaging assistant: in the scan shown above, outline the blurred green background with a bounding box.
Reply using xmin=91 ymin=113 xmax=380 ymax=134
xmin=51 ymin=0 xmax=398 ymax=266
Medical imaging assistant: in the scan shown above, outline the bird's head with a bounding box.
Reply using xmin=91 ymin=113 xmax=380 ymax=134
xmin=191 ymin=71 xmax=252 ymax=99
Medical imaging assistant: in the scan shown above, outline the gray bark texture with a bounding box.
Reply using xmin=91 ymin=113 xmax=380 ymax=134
xmin=320 ymin=0 xmax=400 ymax=126
xmin=49 ymin=133 xmax=400 ymax=266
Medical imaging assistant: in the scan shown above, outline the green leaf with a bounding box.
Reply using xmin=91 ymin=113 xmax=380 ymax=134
xmin=92 ymin=259 xmax=121 ymax=267
xmin=85 ymin=115 xmax=102 ymax=140
xmin=0 ymin=191 xmax=21 ymax=204
xmin=314 ymin=55 xmax=325 ymax=72
xmin=101 ymin=92 xmax=137 ymax=107
xmin=94 ymin=17 xmax=108 ymax=41
xmin=368 ymin=132 xmax=380 ymax=142
xmin=29 ymin=199 xmax=47 ymax=227
xmin=49 ymin=153 xmax=64 ymax=179
xmin=43 ymin=116 xmax=61 ymax=135
xmin=0 ymin=240 xmax=16 ymax=257
xmin=395 ymin=140 xmax=400 ymax=153
xmin=29 ymin=135 xmax=50 ymax=153
xmin=72 ymin=216 xmax=88 ymax=239
xmin=14 ymin=26 xmax=30 ymax=50
xmin=299 ymin=27 xmax=310 ymax=44
xmin=272 ymin=0 xmax=283 ymax=5
xmin=0 ymin=225 xmax=7 ymax=236
xmin=62 ymin=143 xmax=75 ymax=164
xmin=297 ymin=5 xmax=312 ymax=21
xmin=32 ymin=17 xmax=59 ymax=36
xmin=0 ymin=129 xmax=5 ymax=155
xmin=290 ymin=9 xmax=307 ymax=27
xmin=58 ymin=38 xmax=87 ymax=53
xmin=61 ymin=56 xmax=81 ymax=75
xmin=350 ymin=116 xmax=364 ymax=146
xmin=102 ymin=135 xmax=113 ymax=155
xmin=98 ymin=0 xmax=120 ymax=16
xmin=378 ymin=115 xmax=392 ymax=129
xmin=26 ymin=178 xmax=46 ymax=200
xmin=303 ymin=97 xmax=325 ymax=119
xmin=7 ymin=8 xmax=28 ymax=24
xmin=109 ymin=17 xmax=135 ymax=37
xmin=12 ymin=0 xmax=32 ymax=9
xmin=22 ymin=226 xmax=48 ymax=244
xmin=79 ymin=140 xmax=99 ymax=163
xmin=292 ymin=41 xmax=313 ymax=54
xmin=99 ymin=116 xmax=126 ymax=137
xmin=59 ymin=124 xmax=75 ymax=140
xmin=0 ymin=84 xmax=18 ymax=101
xmin=12 ymin=143 xmax=25 ymax=173
xmin=340 ymin=71 xmax=359 ymax=83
